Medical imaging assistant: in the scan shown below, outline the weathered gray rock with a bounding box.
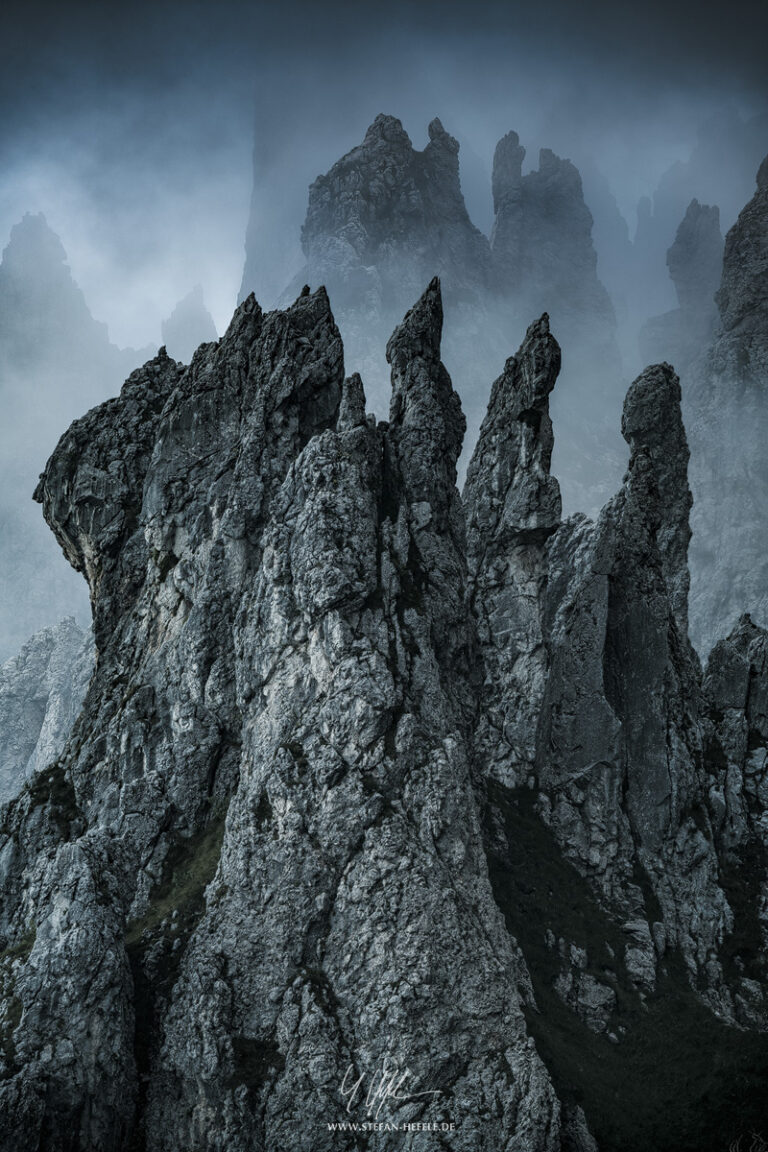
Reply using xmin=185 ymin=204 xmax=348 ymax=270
xmin=0 ymin=620 xmax=93 ymax=804
xmin=301 ymin=116 xmax=490 ymax=300
xmin=464 ymin=314 xmax=562 ymax=788
xmin=285 ymin=115 xmax=625 ymax=519
xmin=470 ymin=336 xmax=768 ymax=1147
xmin=470 ymin=357 xmax=729 ymax=971
xmin=629 ymin=107 xmax=768 ymax=331
xmin=2 ymin=275 xmax=767 ymax=1152
xmin=0 ymin=282 xmax=563 ymax=1151
xmin=703 ymin=614 xmax=768 ymax=1023
xmin=287 ymin=114 xmax=491 ymax=418
xmin=668 ymin=199 xmax=724 ymax=316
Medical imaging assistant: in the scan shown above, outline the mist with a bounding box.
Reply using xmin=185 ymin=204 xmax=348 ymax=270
xmin=0 ymin=0 xmax=766 ymax=656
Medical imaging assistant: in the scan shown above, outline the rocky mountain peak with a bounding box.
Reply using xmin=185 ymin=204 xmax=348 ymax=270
xmin=0 ymin=213 xmax=110 ymax=368
xmin=0 ymin=212 xmax=68 ymax=276
xmin=490 ymin=135 xmax=614 ymax=326
xmin=427 ymin=115 xmax=454 ymax=145
xmin=490 ymin=129 xmax=525 ymax=213
xmin=621 ymin=363 xmax=692 ymax=631
xmin=0 ymin=618 xmax=93 ymax=804
xmin=300 ymin=113 xmax=488 ymax=284
xmin=4 ymin=281 xmax=768 ymax=1149
xmin=0 ymin=213 xmax=156 ymax=661
xmin=361 ymin=111 xmax=411 ymax=149
xmin=465 ymin=311 xmax=562 ymax=555
xmin=386 ymin=273 xmax=444 ymax=376
xmin=638 ymin=195 xmax=722 ymax=384
xmin=387 ymin=277 xmax=465 ymax=515
xmin=685 ymin=153 xmax=768 ymax=656
xmin=536 ymin=146 xmax=581 ymax=187
xmin=715 ymin=152 xmax=768 ymax=349
xmin=666 ymin=198 xmax=723 ymax=314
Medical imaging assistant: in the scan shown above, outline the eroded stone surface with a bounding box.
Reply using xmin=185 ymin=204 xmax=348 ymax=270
xmin=1 ymin=277 xmax=767 ymax=1151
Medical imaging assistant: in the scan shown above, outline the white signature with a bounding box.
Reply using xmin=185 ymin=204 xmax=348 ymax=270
xmin=340 ymin=1058 xmax=441 ymax=1120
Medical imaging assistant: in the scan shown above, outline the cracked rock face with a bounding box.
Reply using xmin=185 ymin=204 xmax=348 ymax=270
xmin=468 ymin=355 xmax=735 ymax=1008
xmin=286 ymin=114 xmax=492 ymax=421
xmin=0 ymin=282 xmax=561 ymax=1152
xmin=1 ymin=278 xmax=768 ymax=1152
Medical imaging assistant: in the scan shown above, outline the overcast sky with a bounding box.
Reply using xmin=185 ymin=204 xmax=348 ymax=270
xmin=0 ymin=0 xmax=766 ymax=346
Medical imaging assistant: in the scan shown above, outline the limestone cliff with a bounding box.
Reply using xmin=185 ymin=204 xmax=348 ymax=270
xmin=0 ymin=282 xmax=766 ymax=1151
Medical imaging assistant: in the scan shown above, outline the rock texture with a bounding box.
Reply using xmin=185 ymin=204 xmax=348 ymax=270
xmin=687 ymin=156 xmax=768 ymax=653
xmin=465 ymin=342 xmax=768 ymax=1149
xmin=0 ymin=620 xmax=93 ymax=804
xmin=0 ymin=213 xmax=152 ymax=659
xmin=1 ymin=281 xmax=767 ymax=1152
xmin=160 ymin=285 xmax=218 ymax=364
xmin=639 ymin=199 xmax=723 ymax=372
xmin=464 ymin=315 xmax=562 ymax=789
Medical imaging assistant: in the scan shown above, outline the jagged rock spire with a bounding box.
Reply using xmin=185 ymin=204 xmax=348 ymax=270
xmin=638 ymin=198 xmax=722 ymax=374
xmin=490 ymin=139 xmax=613 ymax=325
xmin=715 ymin=151 xmax=768 ymax=357
xmin=464 ymin=312 xmax=562 ymax=787
xmin=491 ymin=130 xmax=525 ymax=215
xmin=465 ymin=313 xmax=562 ymax=556
xmin=5 ymin=274 xmax=768 ymax=1149
xmin=686 ymin=153 xmax=768 ymax=655
xmin=387 ymin=277 xmax=465 ymax=516
xmin=621 ymin=362 xmax=692 ymax=632
xmin=667 ymin=199 xmax=723 ymax=314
